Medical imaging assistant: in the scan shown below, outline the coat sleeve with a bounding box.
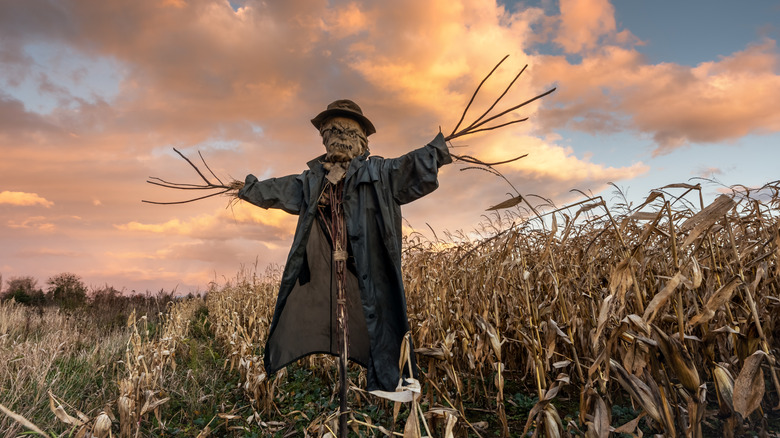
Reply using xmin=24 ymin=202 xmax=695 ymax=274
xmin=237 ymin=173 xmax=306 ymax=215
xmin=387 ymin=132 xmax=452 ymax=205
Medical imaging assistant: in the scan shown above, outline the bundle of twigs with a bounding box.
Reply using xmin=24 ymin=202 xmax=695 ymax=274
xmin=142 ymin=150 xmax=244 ymax=205
xmin=142 ymin=55 xmax=555 ymax=205
xmin=446 ymin=55 xmax=555 ymax=167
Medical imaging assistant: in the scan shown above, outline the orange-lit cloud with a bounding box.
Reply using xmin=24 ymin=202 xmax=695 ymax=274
xmin=115 ymin=203 xmax=296 ymax=241
xmin=16 ymin=248 xmax=82 ymax=257
xmin=555 ymin=0 xmax=617 ymax=53
xmin=457 ymin=130 xmax=648 ymax=181
xmin=535 ymin=39 xmax=780 ymax=153
xmin=7 ymin=216 xmax=55 ymax=231
xmin=0 ymin=191 xmax=54 ymax=207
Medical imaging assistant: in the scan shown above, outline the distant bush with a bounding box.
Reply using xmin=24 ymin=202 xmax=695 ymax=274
xmin=0 ymin=273 xmax=180 ymax=327
xmin=2 ymin=276 xmax=45 ymax=306
xmin=46 ymin=272 xmax=88 ymax=309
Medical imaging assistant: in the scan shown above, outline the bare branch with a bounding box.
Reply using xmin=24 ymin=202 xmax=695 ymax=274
xmin=448 ymin=117 xmax=529 ymax=141
xmin=199 ymin=151 xmax=225 ymax=186
xmin=173 ymin=147 xmax=213 ymax=186
xmin=462 ymin=64 xmax=527 ymax=134
xmin=142 ymin=189 xmax=232 ymax=205
xmin=143 ymin=149 xmax=243 ymax=205
xmin=449 ymin=55 xmax=509 ymax=137
xmin=446 ymin=87 xmax=556 ymax=141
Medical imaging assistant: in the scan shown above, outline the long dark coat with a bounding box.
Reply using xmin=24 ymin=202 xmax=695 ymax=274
xmin=238 ymin=133 xmax=451 ymax=391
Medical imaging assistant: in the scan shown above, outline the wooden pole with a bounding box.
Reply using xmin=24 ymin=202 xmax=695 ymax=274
xmin=329 ymin=182 xmax=350 ymax=438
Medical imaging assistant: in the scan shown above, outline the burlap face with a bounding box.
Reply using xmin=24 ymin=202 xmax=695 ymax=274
xmin=320 ymin=117 xmax=368 ymax=162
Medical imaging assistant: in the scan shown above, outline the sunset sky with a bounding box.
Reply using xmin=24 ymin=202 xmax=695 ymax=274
xmin=2 ymin=0 xmax=779 ymax=294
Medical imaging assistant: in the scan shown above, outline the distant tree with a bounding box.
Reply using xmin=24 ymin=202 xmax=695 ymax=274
xmin=89 ymin=285 xmax=129 ymax=329
xmin=3 ymin=276 xmax=45 ymax=305
xmin=90 ymin=285 xmax=121 ymax=304
xmin=47 ymin=273 xmax=88 ymax=309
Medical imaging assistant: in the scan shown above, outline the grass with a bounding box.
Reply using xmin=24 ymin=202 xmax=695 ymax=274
xmin=0 ymin=302 xmax=127 ymax=435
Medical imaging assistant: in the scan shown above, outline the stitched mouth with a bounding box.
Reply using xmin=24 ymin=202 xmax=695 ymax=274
xmin=330 ymin=143 xmax=353 ymax=151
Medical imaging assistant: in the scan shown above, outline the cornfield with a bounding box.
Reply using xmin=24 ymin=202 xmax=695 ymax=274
xmin=203 ymin=181 xmax=780 ymax=436
xmin=4 ymin=180 xmax=780 ymax=437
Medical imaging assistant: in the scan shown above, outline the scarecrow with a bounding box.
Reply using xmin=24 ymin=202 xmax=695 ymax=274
xmin=144 ymin=56 xmax=555 ymax=434
xmin=237 ymin=99 xmax=450 ymax=394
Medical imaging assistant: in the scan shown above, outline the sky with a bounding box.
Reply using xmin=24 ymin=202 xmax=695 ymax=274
xmin=1 ymin=0 xmax=779 ymax=294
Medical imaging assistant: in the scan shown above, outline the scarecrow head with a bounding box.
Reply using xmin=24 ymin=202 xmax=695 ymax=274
xmin=311 ymin=100 xmax=376 ymax=162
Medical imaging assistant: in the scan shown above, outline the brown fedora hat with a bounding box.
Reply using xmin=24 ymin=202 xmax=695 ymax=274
xmin=311 ymin=99 xmax=376 ymax=136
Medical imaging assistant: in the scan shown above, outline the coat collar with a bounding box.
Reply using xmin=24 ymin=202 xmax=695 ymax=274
xmin=306 ymin=151 xmax=371 ymax=181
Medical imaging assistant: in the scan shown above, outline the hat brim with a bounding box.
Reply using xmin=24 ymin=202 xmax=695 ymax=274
xmin=311 ymin=108 xmax=376 ymax=136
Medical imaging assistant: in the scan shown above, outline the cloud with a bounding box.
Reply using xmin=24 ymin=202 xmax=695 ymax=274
xmin=693 ymin=166 xmax=724 ymax=177
xmin=0 ymin=96 xmax=63 ymax=138
xmin=115 ymin=203 xmax=296 ymax=241
xmin=534 ymin=38 xmax=780 ymax=153
xmin=458 ymin=130 xmax=648 ymax=182
xmin=554 ymin=0 xmax=617 ymax=53
xmin=16 ymin=248 xmax=82 ymax=257
xmin=0 ymin=191 xmax=54 ymax=207
xmin=6 ymin=216 xmax=55 ymax=231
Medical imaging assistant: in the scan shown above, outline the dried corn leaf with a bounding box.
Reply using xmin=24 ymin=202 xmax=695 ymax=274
xmin=474 ymin=314 xmax=502 ymax=357
xmin=578 ymin=200 xmax=605 ymax=214
xmin=195 ymin=425 xmax=212 ymax=438
xmin=93 ymin=412 xmax=112 ymax=438
xmin=49 ymin=392 xmax=85 ymax=426
xmin=585 ymin=393 xmax=609 ymax=438
xmin=622 ymin=341 xmax=648 ymax=375
xmin=652 ymin=325 xmax=700 ymax=392
xmin=139 ymin=397 xmax=170 ymax=417
xmin=609 ymin=258 xmax=635 ymax=303
xmin=610 ymin=359 xmax=662 ymax=423
xmin=659 ymin=182 xmax=701 ymax=190
xmin=680 ymin=194 xmax=736 ymax=231
xmin=0 ymin=402 xmax=47 ymax=436
xmin=543 ymin=404 xmax=563 ymax=438
xmin=486 ymin=194 xmax=522 ymax=211
xmin=403 ymin=407 xmax=421 ymax=438
xmin=712 ymin=326 xmax=739 ymax=337
xmin=414 ymin=347 xmax=446 ymax=361
xmin=681 ymin=257 xmax=702 ymax=290
xmin=750 ymin=262 xmax=766 ymax=293
xmin=522 ymin=384 xmax=562 ymax=435
xmin=370 ymin=378 xmax=421 ymax=403
xmin=592 ymin=294 xmax=615 ymax=350
xmin=638 ymin=190 xmax=665 ymax=207
xmin=613 ymin=412 xmax=645 ymax=434
xmin=642 ymin=272 xmax=683 ymax=324
xmin=689 ymin=277 xmax=741 ymax=326
xmin=629 ymin=211 xmax=661 ymax=221
xmin=621 ymin=314 xmax=651 ymax=336
xmin=548 ymin=318 xmax=572 ymax=344
xmin=713 ymin=364 xmax=735 ymax=413
xmin=680 ymin=194 xmax=736 ymax=247
xmin=733 ymin=350 xmax=767 ymax=418
xmin=443 ymin=412 xmax=457 ymax=438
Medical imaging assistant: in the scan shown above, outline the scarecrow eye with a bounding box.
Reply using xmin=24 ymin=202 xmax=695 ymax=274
xmin=322 ymin=127 xmax=361 ymax=139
